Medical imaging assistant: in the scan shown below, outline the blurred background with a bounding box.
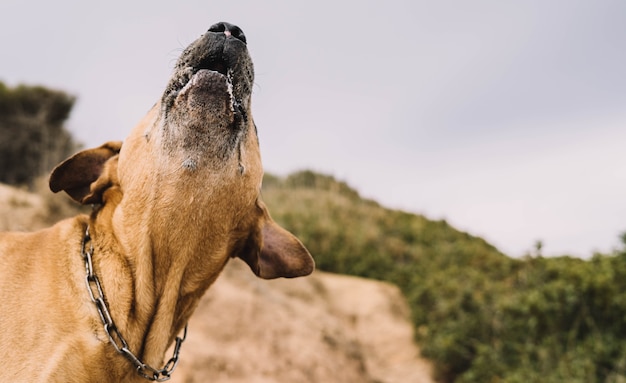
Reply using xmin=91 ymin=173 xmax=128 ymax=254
xmin=2 ymin=1 xmax=626 ymax=382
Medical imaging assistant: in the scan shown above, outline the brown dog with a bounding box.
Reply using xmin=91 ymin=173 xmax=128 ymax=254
xmin=0 ymin=22 xmax=314 ymax=382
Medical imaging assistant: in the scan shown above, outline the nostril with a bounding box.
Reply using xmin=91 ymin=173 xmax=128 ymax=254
xmin=208 ymin=22 xmax=247 ymax=44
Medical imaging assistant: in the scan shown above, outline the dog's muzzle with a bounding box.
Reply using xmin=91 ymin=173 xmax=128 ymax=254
xmin=162 ymin=22 xmax=254 ymax=125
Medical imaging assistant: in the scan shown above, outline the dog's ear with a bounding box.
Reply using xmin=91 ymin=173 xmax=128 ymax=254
xmin=49 ymin=141 xmax=122 ymax=204
xmin=237 ymin=204 xmax=314 ymax=279
xmin=256 ymin=220 xmax=315 ymax=279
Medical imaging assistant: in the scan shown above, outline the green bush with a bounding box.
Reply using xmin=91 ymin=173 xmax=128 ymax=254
xmin=0 ymin=82 xmax=78 ymax=187
xmin=262 ymin=171 xmax=626 ymax=382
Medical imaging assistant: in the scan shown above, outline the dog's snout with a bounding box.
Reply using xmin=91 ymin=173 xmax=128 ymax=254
xmin=209 ymin=22 xmax=247 ymax=44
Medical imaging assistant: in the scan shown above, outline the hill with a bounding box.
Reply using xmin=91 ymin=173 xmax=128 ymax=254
xmin=262 ymin=171 xmax=626 ymax=382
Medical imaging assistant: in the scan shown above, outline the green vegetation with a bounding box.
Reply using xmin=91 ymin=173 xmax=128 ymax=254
xmin=0 ymin=81 xmax=79 ymax=187
xmin=262 ymin=170 xmax=626 ymax=383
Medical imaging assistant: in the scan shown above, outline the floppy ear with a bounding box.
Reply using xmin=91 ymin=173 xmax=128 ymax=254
xmin=237 ymin=206 xmax=315 ymax=279
xmin=49 ymin=141 xmax=122 ymax=204
xmin=256 ymin=220 xmax=315 ymax=279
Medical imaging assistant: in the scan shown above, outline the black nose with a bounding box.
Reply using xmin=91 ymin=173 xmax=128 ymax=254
xmin=209 ymin=22 xmax=247 ymax=44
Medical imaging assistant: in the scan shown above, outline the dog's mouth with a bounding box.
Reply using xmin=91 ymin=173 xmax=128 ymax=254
xmin=168 ymin=58 xmax=231 ymax=103
xmin=161 ymin=24 xmax=253 ymax=127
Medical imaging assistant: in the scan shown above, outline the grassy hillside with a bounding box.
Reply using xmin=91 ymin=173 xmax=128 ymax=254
xmin=262 ymin=170 xmax=626 ymax=383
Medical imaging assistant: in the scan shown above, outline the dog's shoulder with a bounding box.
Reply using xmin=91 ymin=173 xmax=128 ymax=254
xmin=0 ymin=215 xmax=88 ymax=256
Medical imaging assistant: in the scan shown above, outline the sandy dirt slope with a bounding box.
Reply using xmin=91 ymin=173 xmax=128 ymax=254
xmin=173 ymin=260 xmax=434 ymax=383
xmin=0 ymin=183 xmax=46 ymax=231
xmin=0 ymin=184 xmax=434 ymax=383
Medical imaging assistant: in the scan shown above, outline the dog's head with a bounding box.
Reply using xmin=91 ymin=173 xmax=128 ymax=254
xmin=49 ymin=23 xmax=314 ymax=280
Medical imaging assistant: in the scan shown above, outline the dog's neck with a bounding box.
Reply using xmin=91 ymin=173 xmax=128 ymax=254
xmin=88 ymin=184 xmax=232 ymax=370
xmin=79 ymin=112 xmax=265 ymax=372
xmin=80 ymin=223 xmax=188 ymax=379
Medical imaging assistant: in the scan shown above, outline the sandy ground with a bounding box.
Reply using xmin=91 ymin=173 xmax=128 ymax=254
xmin=173 ymin=261 xmax=434 ymax=383
xmin=0 ymin=183 xmax=46 ymax=231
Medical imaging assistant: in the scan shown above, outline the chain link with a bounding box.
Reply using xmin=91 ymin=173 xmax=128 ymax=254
xmin=82 ymin=226 xmax=187 ymax=381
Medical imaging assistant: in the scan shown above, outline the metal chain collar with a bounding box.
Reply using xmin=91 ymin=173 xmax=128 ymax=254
xmin=81 ymin=225 xmax=188 ymax=381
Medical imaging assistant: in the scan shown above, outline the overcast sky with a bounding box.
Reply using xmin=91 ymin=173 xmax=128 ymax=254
xmin=2 ymin=0 xmax=626 ymax=258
